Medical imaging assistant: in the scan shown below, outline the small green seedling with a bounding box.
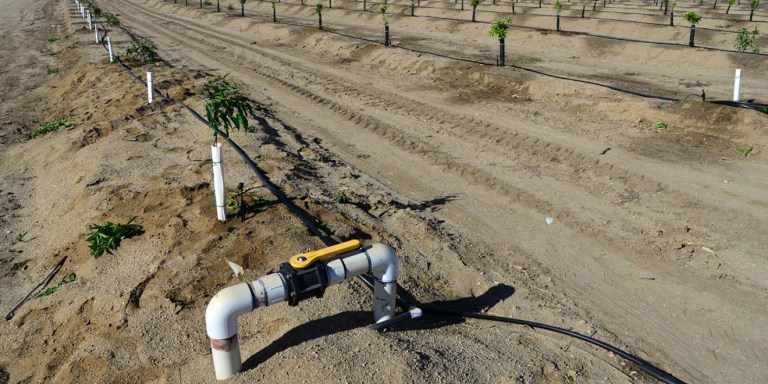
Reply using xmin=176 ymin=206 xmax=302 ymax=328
xmin=737 ymin=147 xmax=753 ymax=157
xmin=652 ymin=122 xmax=668 ymax=131
xmin=67 ymin=43 xmax=78 ymax=50
xmin=15 ymin=232 xmax=37 ymax=243
xmin=126 ymin=38 xmax=158 ymax=63
xmin=104 ymin=12 xmax=121 ymax=28
xmin=86 ymin=216 xmax=142 ymax=258
xmin=35 ymin=273 xmax=77 ymax=298
xmin=554 ymin=0 xmax=563 ymax=13
xmin=380 ymin=5 xmax=389 ymax=26
xmin=8 ymin=248 xmax=22 ymax=253
xmin=333 ymin=192 xmax=349 ymax=203
xmin=316 ymin=220 xmax=331 ymax=233
xmin=46 ymin=37 xmax=58 ymax=43
xmin=735 ymin=27 xmax=760 ymax=67
xmin=227 ymin=3 xmax=234 ymax=9
xmin=683 ymin=11 xmax=701 ymax=24
xmin=31 ymin=118 xmax=72 ymax=137
xmin=47 ymin=67 xmax=60 ymax=74
xmin=205 ymin=74 xmax=254 ymax=137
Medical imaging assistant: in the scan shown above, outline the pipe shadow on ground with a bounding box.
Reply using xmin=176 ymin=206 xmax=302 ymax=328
xmin=240 ymin=284 xmax=515 ymax=372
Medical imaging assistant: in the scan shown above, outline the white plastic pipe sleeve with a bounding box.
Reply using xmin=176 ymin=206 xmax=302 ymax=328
xmin=87 ymin=12 xmax=92 ymax=29
xmin=212 ymin=143 xmax=227 ymax=221
xmin=146 ymin=72 xmax=153 ymax=104
xmin=733 ymin=68 xmax=741 ymax=102
xmin=107 ymin=36 xmax=113 ymax=62
xmin=94 ymin=24 xmax=99 ymax=43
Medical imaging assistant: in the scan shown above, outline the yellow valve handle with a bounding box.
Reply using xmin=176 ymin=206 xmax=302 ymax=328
xmin=289 ymin=240 xmax=362 ymax=269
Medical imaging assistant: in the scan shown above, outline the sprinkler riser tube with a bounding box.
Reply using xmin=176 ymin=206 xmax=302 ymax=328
xmin=206 ymin=243 xmax=398 ymax=380
xmin=147 ymin=72 xmax=154 ymax=104
xmin=733 ymin=68 xmax=741 ymax=102
xmin=212 ymin=143 xmax=227 ymax=221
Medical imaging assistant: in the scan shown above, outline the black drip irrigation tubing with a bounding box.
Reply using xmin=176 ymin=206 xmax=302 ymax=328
xmin=81 ymin=4 xmax=706 ymax=384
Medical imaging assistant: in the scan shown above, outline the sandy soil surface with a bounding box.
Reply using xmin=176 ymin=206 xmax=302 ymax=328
xmin=1 ymin=0 xmax=766 ymax=382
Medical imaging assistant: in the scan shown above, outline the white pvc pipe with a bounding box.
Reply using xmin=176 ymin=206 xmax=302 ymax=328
xmin=94 ymin=24 xmax=99 ymax=43
xmin=146 ymin=72 xmax=154 ymax=104
xmin=212 ymin=142 xmax=227 ymax=221
xmin=205 ymin=243 xmax=398 ymax=380
xmin=733 ymin=68 xmax=741 ymax=102
xmin=87 ymin=12 xmax=92 ymax=29
xmin=107 ymin=36 xmax=113 ymax=62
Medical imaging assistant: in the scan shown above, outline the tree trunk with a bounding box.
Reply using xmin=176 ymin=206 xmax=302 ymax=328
xmin=664 ymin=2 xmax=668 ymax=15
xmin=384 ymin=25 xmax=390 ymax=46
xmin=726 ymin=3 xmax=731 ymax=13
xmin=217 ymin=0 xmax=220 ymax=11
xmin=273 ymin=7 xmax=276 ymax=21
xmin=670 ymin=11 xmax=674 ymax=26
xmin=499 ymin=39 xmax=505 ymax=66
xmin=689 ymin=24 xmax=696 ymax=47
xmin=581 ymin=5 xmax=585 ymax=18
xmin=713 ymin=0 xmax=717 ymax=8
xmin=593 ymin=0 xmax=596 ymax=10
xmin=472 ymin=7 xmax=476 ymax=21
xmin=539 ymin=0 xmax=542 ymax=7
xmin=749 ymin=9 xmax=754 ymax=21
xmin=461 ymin=0 xmax=464 ymax=10
xmin=556 ymin=14 xmax=561 ymax=31
xmin=512 ymin=2 xmax=515 ymax=13
xmin=329 ymin=0 xmax=332 ymax=8
xmin=241 ymin=3 xmax=244 ymax=15
xmin=319 ymin=13 xmax=323 ymax=29
xmin=200 ymin=0 xmax=202 ymax=8
xmin=411 ymin=1 xmax=414 ymax=15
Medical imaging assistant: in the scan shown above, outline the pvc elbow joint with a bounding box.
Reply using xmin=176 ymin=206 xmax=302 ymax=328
xmin=367 ymin=243 xmax=398 ymax=283
xmin=205 ymin=283 xmax=255 ymax=340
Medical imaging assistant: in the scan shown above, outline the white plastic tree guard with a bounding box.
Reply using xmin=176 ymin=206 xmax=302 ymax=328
xmin=211 ymin=142 xmax=227 ymax=221
xmin=205 ymin=243 xmax=398 ymax=380
xmin=733 ymin=69 xmax=741 ymax=102
xmin=146 ymin=72 xmax=154 ymax=104
xmin=87 ymin=12 xmax=92 ymax=29
xmin=107 ymin=36 xmax=114 ymax=62
xmin=94 ymin=24 xmax=99 ymax=43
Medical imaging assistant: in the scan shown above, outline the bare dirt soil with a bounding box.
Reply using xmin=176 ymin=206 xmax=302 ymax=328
xmin=1 ymin=0 xmax=766 ymax=382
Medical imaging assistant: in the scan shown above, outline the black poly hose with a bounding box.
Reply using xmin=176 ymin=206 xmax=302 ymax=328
xmin=419 ymin=306 xmax=687 ymax=384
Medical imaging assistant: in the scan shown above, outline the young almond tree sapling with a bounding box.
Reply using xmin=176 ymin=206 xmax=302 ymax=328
xmin=726 ymin=0 xmax=736 ymax=13
xmin=272 ymin=1 xmax=277 ymax=22
xmin=470 ymin=0 xmax=481 ymax=21
xmin=380 ymin=5 xmax=390 ymax=46
xmin=733 ymin=26 xmax=760 ymax=101
xmin=489 ymin=16 xmax=513 ymax=66
xmin=669 ymin=1 xmax=676 ymax=25
xmin=316 ymin=3 xmax=324 ymax=29
xmin=239 ymin=0 xmax=247 ymax=16
xmin=683 ymin=11 xmax=701 ymax=46
xmin=750 ymin=0 xmax=760 ymax=21
xmin=554 ymin=0 xmax=563 ymax=31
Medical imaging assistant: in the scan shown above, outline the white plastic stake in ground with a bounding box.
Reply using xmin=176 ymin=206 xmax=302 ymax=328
xmin=94 ymin=24 xmax=99 ymax=43
xmin=212 ymin=143 xmax=227 ymax=221
xmin=146 ymin=72 xmax=154 ymax=104
xmin=107 ymin=36 xmax=113 ymax=62
xmin=87 ymin=12 xmax=92 ymax=29
xmin=733 ymin=68 xmax=741 ymax=102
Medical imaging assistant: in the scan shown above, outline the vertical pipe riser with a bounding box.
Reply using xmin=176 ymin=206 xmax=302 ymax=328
xmin=733 ymin=69 xmax=741 ymax=102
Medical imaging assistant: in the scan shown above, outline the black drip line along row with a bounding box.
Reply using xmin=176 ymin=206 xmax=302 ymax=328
xmin=80 ymin=0 xmax=725 ymax=381
xmin=164 ymin=0 xmax=768 ymax=110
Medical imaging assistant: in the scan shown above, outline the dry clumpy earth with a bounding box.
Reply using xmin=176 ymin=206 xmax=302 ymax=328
xmin=0 ymin=0 xmax=766 ymax=382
